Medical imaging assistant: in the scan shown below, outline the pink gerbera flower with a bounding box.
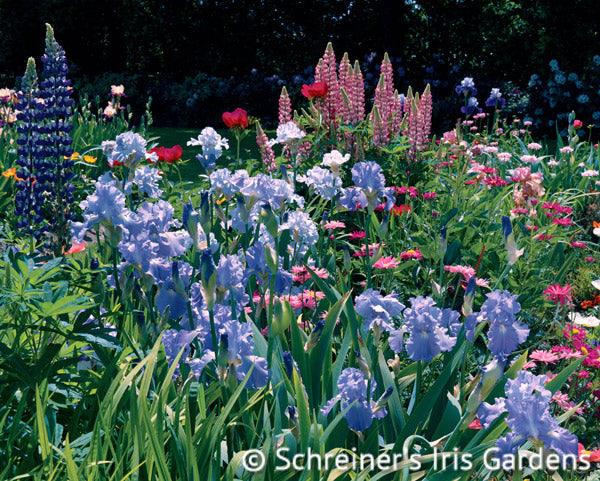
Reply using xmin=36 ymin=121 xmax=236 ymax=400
xmin=323 ymin=220 xmax=345 ymax=230
xmin=543 ymin=284 xmax=573 ymax=305
xmin=373 ymin=256 xmax=399 ymax=269
xmin=529 ymin=350 xmax=559 ymax=363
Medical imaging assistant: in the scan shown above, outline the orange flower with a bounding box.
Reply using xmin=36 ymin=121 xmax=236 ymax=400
xmin=2 ymin=167 xmax=23 ymax=181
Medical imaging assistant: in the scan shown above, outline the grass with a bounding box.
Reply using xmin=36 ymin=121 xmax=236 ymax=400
xmin=148 ymin=127 xmax=261 ymax=181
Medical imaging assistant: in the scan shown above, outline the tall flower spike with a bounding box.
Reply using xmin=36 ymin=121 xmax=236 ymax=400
xmin=379 ymin=53 xmax=395 ymax=120
xmin=418 ymin=84 xmax=432 ymax=146
xmin=15 ymin=57 xmax=46 ymax=236
xmin=320 ymin=42 xmax=342 ymax=124
xmin=278 ymin=86 xmax=292 ymax=125
xmin=338 ymin=52 xmax=353 ymax=124
xmin=256 ymin=123 xmax=276 ymax=172
xmin=352 ymin=60 xmax=365 ymax=122
xmin=39 ymin=24 xmax=75 ymax=248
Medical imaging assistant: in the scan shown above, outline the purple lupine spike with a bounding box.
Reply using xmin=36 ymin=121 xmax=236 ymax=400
xmin=15 ymin=57 xmax=46 ymax=237
xmin=39 ymin=24 xmax=75 ymax=247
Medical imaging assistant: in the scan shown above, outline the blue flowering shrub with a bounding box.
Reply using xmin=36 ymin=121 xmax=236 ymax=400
xmin=0 ymin=33 xmax=599 ymax=480
xmin=526 ymin=56 xmax=600 ymax=135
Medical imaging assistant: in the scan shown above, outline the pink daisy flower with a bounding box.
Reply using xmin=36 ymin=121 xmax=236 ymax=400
xmin=373 ymin=256 xmax=400 ymax=269
xmin=400 ymin=249 xmax=423 ymax=261
xmin=323 ymin=220 xmax=345 ymax=230
xmin=529 ymin=350 xmax=559 ymax=363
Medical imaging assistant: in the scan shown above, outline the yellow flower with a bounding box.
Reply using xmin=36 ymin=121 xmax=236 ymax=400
xmin=216 ymin=196 xmax=227 ymax=205
xmin=65 ymin=152 xmax=81 ymax=161
xmin=83 ymin=155 xmax=97 ymax=164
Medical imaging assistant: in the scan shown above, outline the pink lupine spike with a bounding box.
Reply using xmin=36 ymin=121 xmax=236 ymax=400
xmin=418 ymin=84 xmax=432 ymax=144
xmin=379 ymin=52 xmax=395 ymax=120
xmin=339 ymin=52 xmax=353 ymax=123
xmin=391 ymin=89 xmax=403 ymax=136
xmin=370 ymin=104 xmax=388 ymax=147
xmin=256 ymin=123 xmax=276 ymax=172
xmin=352 ymin=60 xmax=365 ymax=122
xmin=278 ymin=86 xmax=292 ymax=125
xmin=322 ymin=42 xmax=342 ymax=124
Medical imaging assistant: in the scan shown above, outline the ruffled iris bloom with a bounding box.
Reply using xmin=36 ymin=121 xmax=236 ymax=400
xmin=485 ymin=88 xmax=506 ymax=109
xmin=340 ymin=161 xmax=395 ymax=211
xmin=297 ymin=165 xmax=342 ymax=200
xmin=461 ymin=96 xmax=481 ymax=115
xmin=466 ymin=290 xmax=529 ymax=360
xmin=279 ymin=210 xmax=318 ymax=257
xmin=478 ymin=371 xmax=578 ymax=458
xmin=455 ymin=77 xmax=477 ymax=96
xmin=392 ymin=296 xmax=460 ymax=361
xmin=188 ymin=127 xmax=229 ymax=171
xmin=107 ymin=131 xmax=149 ymax=168
xmin=321 ymin=368 xmax=387 ymax=432
xmin=354 ymin=288 xmax=405 ymax=333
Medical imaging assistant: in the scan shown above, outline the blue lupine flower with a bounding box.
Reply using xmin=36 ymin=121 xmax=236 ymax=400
xmin=397 ymin=296 xmax=459 ymax=361
xmin=39 ymin=24 xmax=75 ymax=243
xmin=466 ymin=290 xmax=529 ymax=360
xmin=298 ymin=166 xmax=342 ymax=200
xmin=354 ymin=288 xmax=405 ymax=332
xmin=485 ymin=88 xmax=506 ymax=109
xmin=15 ymin=58 xmax=46 ymax=236
xmin=279 ymin=210 xmax=318 ymax=257
xmin=321 ymin=368 xmax=387 ymax=432
xmin=478 ymin=371 xmax=578 ymax=458
xmin=455 ymin=77 xmax=477 ymax=96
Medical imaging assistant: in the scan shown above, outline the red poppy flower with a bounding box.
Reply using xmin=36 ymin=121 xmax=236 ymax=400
xmin=222 ymin=108 xmax=249 ymax=129
xmin=573 ymin=119 xmax=583 ymax=129
xmin=149 ymin=145 xmax=183 ymax=164
xmin=301 ymin=81 xmax=328 ymax=99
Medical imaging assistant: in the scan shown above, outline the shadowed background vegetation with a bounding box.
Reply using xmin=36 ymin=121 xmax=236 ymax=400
xmin=1 ymin=0 xmax=599 ymax=130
